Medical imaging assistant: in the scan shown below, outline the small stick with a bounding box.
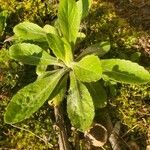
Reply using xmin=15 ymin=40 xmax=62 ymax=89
xmin=10 ymin=124 xmax=53 ymax=148
xmin=121 ymin=124 xmax=138 ymax=138
xmin=54 ymin=105 xmax=71 ymax=150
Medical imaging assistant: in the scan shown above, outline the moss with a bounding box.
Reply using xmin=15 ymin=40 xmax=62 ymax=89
xmin=0 ymin=99 xmax=57 ymax=149
xmin=112 ymin=84 xmax=150 ymax=133
xmin=0 ymin=48 xmax=22 ymax=92
xmin=0 ymin=0 xmax=56 ymax=21
xmin=0 ymin=0 xmax=58 ymax=34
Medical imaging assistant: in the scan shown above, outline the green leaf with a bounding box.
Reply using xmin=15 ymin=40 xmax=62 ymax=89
xmin=62 ymin=38 xmax=73 ymax=66
xmin=36 ymin=64 xmax=47 ymax=77
xmin=73 ymin=55 xmax=102 ymax=82
xmin=14 ymin=22 xmax=46 ymax=42
xmin=4 ymin=69 xmax=66 ymax=124
xmin=77 ymin=41 xmax=110 ymax=60
xmin=43 ymin=24 xmax=58 ymax=35
xmin=77 ymin=0 xmax=92 ymax=18
xmin=47 ymin=33 xmax=73 ymax=65
xmin=49 ymin=75 xmax=68 ymax=106
xmin=85 ymin=81 xmax=107 ymax=109
xmin=58 ymin=0 xmax=81 ymax=45
xmin=67 ymin=72 xmax=94 ymax=131
xmin=9 ymin=43 xmax=59 ymax=66
xmin=0 ymin=10 xmax=7 ymax=36
xmin=101 ymin=59 xmax=150 ymax=84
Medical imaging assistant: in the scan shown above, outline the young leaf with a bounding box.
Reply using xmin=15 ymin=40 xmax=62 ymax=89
xmin=67 ymin=72 xmax=94 ymax=131
xmin=62 ymin=38 xmax=74 ymax=66
xmin=36 ymin=64 xmax=47 ymax=77
xmin=73 ymin=55 xmax=102 ymax=82
xmin=9 ymin=43 xmax=59 ymax=66
xmin=77 ymin=32 xmax=86 ymax=39
xmin=77 ymin=0 xmax=92 ymax=18
xmin=43 ymin=24 xmax=58 ymax=35
xmin=85 ymin=81 xmax=107 ymax=109
xmin=77 ymin=41 xmax=110 ymax=60
xmin=4 ymin=69 xmax=66 ymax=124
xmin=14 ymin=22 xmax=46 ymax=42
xmin=101 ymin=59 xmax=150 ymax=84
xmin=47 ymin=33 xmax=73 ymax=65
xmin=58 ymin=0 xmax=81 ymax=45
xmin=76 ymin=32 xmax=86 ymax=44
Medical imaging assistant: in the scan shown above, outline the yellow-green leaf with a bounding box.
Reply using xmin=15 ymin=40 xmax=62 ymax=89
xmin=101 ymin=59 xmax=150 ymax=84
xmin=58 ymin=0 xmax=81 ymax=45
xmin=14 ymin=22 xmax=46 ymax=42
xmin=9 ymin=43 xmax=59 ymax=66
xmin=85 ymin=81 xmax=107 ymax=109
xmin=77 ymin=0 xmax=92 ymax=18
xmin=77 ymin=41 xmax=110 ymax=60
xmin=47 ymin=33 xmax=73 ymax=65
xmin=67 ymin=72 xmax=94 ymax=131
xmin=73 ymin=55 xmax=102 ymax=82
xmin=4 ymin=69 xmax=66 ymax=124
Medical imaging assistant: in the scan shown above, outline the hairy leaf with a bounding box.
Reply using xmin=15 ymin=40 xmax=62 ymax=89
xmin=43 ymin=24 xmax=58 ymax=35
xmin=77 ymin=0 xmax=92 ymax=18
xmin=9 ymin=43 xmax=59 ymax=66
xmin=4 ymin=69 xmax=66 ymax=124
xmin=85 ymin=81 xmax=107 ymax=108
xmin=73 ymin=55 xmax=102 ymax=82
xmin=58 ymin=0 xmax=81 ymax=45
xmin=36 ymin=64 xmax=47 ymax=77
xmin=77 ymin=41 xmax=110 ymax=59
xmin=67 ymin=72 xmax=94 ymax=131
xmin=49 ymin=75 xmax=68 ymax=106
xmin=101 ymin=59 xmax=150 ymax=84
xmin=47 ymin=33 xmax=73 ymax=65
xmin=14 ymin=22 xmax=46 ymax=42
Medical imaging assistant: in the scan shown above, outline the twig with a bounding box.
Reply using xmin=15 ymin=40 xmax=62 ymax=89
xmin=121 ymin=124 xmax=138 ymax=138
xmin=146 ymin=126 xmax=150 ymax=150
xmin=10 ymin=124 xmax=53 ymax=148
xmin=109 ymin=121 xmax=122 ymax=150
xmin=101 ymin=146 xmax=106 ymax=150
xmin=74 ymin=130 xmax=80 ymax=150
xmin=54 ymin=105 xmax=71 ymax=150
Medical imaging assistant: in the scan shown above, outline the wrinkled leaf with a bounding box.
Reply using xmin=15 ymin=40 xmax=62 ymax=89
xmin=9 ymin=43 xmax=59 ymax=66
xmin=77 ymin=41 xmax=110 ymax=59
xmin=58 ymin=0 xmax=81 ymax=45
xmin=49 ymin=75 xmax=68 ymax=106
xmin=47 ymin=33 xmax=73 ymax=65
xmin=85 ymin=81 xmax=107 ymax=108
xmin=77 ymin=0 xmax=92 ymax=18
xmin=101 ymin=59 xmax=150 ymax=84
xmin=4 ymin=69 xmax=66 ymax=124
xmin=14 ymin=22 xmax=46 ymax=42
xmin=67 ymin=72 xmax=94 ymax=131
xmin=73 ymin=55 xmax=102 ymax=82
